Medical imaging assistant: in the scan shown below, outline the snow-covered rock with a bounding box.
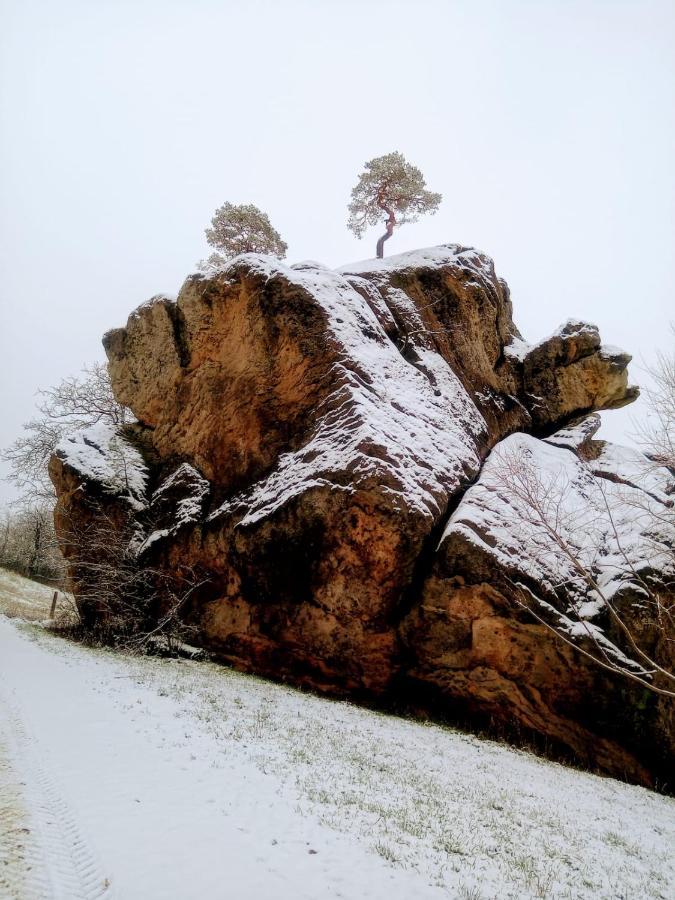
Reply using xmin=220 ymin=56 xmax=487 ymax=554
xmin=51 ymin=423 xmax=148 ymax=510
xmin=139 ymin=463 xmax=210 ymax=553
xmin=403 ymin=426 xmax=674 ymax=784
xmin=50 ymin=245 xmax=671 ymax=786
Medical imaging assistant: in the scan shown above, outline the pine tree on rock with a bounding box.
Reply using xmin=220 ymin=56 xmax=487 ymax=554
xmin=204 ymin=202 xmax=288 ymax=261
xmin=347 ymin=152 xmax=442 ymax=258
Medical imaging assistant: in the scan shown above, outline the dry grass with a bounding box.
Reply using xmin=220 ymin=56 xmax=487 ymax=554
xmin=0 ymin=568 xmax=75 ymax=624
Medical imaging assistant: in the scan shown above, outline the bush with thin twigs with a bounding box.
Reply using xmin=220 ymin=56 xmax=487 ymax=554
xmin=58 ymin=498 xmax=207 ymax=655
xmin=491 ymin=442 xmax=674 ymax=699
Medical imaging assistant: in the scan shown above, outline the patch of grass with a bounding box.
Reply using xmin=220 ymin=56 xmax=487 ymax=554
xmin=603 ymin=831 xmax=641 ymax=857
xmin=512 ymin=854 xmax=563 ymax=899
xmin=373 ymin=841 xmax=401 ymax=864
xmin=457 ymin=884 xmax=482 ymax=900
xmin=0 ymin=568 xmax=74 ymax=624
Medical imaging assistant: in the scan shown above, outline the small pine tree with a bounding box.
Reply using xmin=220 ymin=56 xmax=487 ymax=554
xmin=348 ymin=152 xmax=442 ymax=258
xmin=205 ymin=202 xmax=287 ymax=259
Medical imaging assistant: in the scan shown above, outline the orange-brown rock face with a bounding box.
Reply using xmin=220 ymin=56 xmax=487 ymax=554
xmin=50 ymin=245 xmax=674 ymax=785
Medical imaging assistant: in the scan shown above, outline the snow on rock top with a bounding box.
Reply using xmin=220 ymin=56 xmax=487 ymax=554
xmin=338 ymin=245 xmax=507 ymax=319
xmin=503 ymin=336 xmax=531 ymax=362
xmin=544 ymin=414 xmax=603 ymax=452
xmin=547 ymin=416 xmax=674 ymax=504
xmin=590 ymin=440 xmax=675 ymax=506
xmin=505 ymin=322 xmax=630 ymax=373
xmin=513 ymin=320 xmax=599 ymax=366
xmin=441 ymin=432 xmax=674 ymax=614
xmin=339 ymin=243 xmax=490 ymax=277
xmin=550 ymin=319 xmax=600 ymax=341
xmin=205 ymin=255 xmax=487 ymax=525
xmin=128 ymin=292 xmax=178 ymax=318
xmin=53 ymin=424 xmax=148 ymax=510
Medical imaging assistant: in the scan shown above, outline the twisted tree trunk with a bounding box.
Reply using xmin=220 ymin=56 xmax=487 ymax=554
xmin=376 ymin=204 xmax=396 ymax=259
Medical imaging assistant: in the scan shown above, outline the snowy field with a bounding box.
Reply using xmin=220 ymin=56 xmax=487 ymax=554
xmin=0 ymin=570 xmax=67 ymax=622
xmin=0 ymin=571 xmax=673 ymax=899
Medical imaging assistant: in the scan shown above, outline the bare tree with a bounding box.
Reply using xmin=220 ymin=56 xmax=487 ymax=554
xmin=60 ymin=499 xmax=205 ymax=653
xmin=2 ymin=364 xmax=207 ymax=651
xmin=0 ymin=503 xmax=65 ymax=583
xmin=634 ymin=329 xmax=675 ymax=469
xmin=202 ymin=202 xmax=287 ymax=267
xmin=348 ymin=151 xmax=442 ymax=258
xmin=2 ymin=363 xmax=128 ymax=501
xmin=0 ymin=509 xmax=11 ymax=561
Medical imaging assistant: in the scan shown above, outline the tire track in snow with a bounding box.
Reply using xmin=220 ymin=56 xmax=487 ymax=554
xmin=0 ymin=731 xmax=51 ymax=900
xmin=0 ymin=682 xmax=113 ymax=900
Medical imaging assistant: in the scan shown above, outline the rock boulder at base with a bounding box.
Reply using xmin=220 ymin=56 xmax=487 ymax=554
xmin=402 ymin=424 xmax=674 ymax=784
xmin=50 ymin=244 xmax=674 ymax=786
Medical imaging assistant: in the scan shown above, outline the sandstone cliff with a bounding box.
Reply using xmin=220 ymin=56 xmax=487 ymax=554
xmin=49 ymin=245 xmax=673 ymax=786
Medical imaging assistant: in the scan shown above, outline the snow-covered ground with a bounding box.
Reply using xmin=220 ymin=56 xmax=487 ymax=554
xmin=0 ymin=571 xmax=673 ymax=899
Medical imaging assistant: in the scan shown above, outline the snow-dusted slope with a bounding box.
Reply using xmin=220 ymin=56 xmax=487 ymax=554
xmin=1 ymin=609 xmax=673 ymax=900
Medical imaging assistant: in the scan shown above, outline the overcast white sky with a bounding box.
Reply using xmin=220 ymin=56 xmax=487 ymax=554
xmin=1 ymin=0 xmax=673 ymax=505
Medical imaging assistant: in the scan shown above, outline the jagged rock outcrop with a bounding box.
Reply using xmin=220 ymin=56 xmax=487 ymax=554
xmin=50 ymin=245 xmax=673 ymax=785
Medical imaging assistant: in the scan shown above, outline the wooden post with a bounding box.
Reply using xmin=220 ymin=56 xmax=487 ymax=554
xmin=50 ymin=591 xmax=58 ymax=618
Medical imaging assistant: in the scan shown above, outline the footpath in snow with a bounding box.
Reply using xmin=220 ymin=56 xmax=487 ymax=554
xmin=0 ymin=571 xmax=673 ymax=900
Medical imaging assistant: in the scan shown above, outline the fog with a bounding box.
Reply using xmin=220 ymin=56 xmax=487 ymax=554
xmin=1 ymin=0 xmax=673 ymax=504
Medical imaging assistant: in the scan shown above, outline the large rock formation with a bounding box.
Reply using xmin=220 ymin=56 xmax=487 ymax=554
xmin=50 ymin=245 xmax=673 ymax=786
